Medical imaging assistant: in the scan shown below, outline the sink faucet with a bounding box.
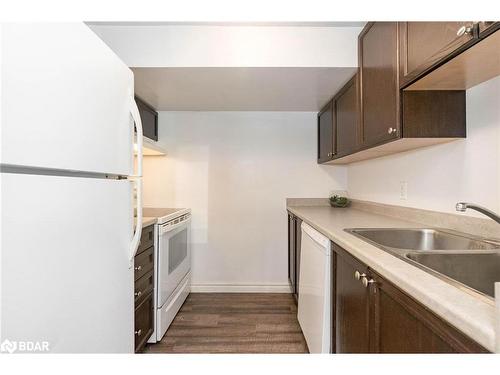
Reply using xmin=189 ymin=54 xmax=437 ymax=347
xmin=456 ymin=202 xmax=500 ymax=224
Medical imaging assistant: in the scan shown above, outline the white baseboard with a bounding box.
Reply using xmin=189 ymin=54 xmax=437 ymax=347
xmin=190 ymin=283 xmax=292 ymax=293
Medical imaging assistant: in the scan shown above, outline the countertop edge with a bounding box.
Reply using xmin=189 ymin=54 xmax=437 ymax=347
xmin=137 ymin=217 xmax=157 ymax=228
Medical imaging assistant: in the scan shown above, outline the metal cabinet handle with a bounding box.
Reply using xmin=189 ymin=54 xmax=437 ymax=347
xmin=135 ymin=329 xmax=142 ymax=336
xmin=387 ymin=127 xmax=397 ymax=135
xmin=361 ymin=276 xmax=376 ymax=288
xmin=354 ymin=270 xmax=366 ymax=280
xmin=134 ymin=291 xmax=142 ymax=297
xmin=134 ymin=265 xmax=142 ymax=271
xmin=456 ymin=25 xmax=473 ymax=37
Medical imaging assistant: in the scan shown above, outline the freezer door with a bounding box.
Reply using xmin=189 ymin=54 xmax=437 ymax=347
xmin=0 ymin=173 xmax=134 ymax=353
xmin=1 ymin=23 xmax=134 ymax=175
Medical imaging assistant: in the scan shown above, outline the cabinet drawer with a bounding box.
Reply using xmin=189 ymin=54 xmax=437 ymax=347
xmin=135 ymin=270 xmax=154 ymax=307
xmin=134 ymin=292 xmax=154 ymax=353
xmin=134 ymin=246 xmax=153 ymax=281
xmin=137 ymin=225 xmax=154 ymax=256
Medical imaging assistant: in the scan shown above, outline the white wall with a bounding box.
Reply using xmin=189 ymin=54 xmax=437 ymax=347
xmin=88 ymin=24 xmax=362 ymax=68
xmin=142 ymin=111 xmax=347 ymax=290
xmin=347 ymin=76 xmax=500 ymax=217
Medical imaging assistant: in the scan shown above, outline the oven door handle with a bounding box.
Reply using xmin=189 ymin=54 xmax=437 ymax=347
xmin=159 ymin=217 xmax=191 ymax=235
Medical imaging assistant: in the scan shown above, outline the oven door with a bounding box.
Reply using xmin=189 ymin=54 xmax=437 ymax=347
xmin=157 ymin=217 xmax=191 ymax=308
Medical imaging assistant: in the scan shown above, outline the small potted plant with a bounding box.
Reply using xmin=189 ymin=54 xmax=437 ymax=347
xmin=329 ymin=194 xmax=351 ymax=208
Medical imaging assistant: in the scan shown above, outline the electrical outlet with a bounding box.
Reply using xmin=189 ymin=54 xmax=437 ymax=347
xmin=400 ymin=181 xmax=408 ymax=200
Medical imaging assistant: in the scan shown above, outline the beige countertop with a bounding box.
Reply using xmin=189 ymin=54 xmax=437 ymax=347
xmin=136 ymin=207 xmax=189 ymax=229
xmin=287 ymin=204 xmax=497 ymax=352
xmin=142 ymin=216 xmax=157 ymax=228
xmin=134 ymin=216 xmax=157 ymax=229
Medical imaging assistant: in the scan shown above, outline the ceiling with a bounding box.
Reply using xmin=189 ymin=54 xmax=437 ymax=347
xmin=133 ymin=67 xmax=357 ymax=111
xmin=88 ymin=22 xmax=366 ymax=27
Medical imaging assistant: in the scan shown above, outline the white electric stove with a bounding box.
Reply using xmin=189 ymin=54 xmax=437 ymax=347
xmin=143 ymin=208 xmax=191 ymax=343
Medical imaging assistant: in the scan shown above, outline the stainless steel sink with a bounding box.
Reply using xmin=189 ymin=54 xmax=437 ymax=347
xmin=406 ymin=253 xmax=500 ymax=298
xmin=344 ymin=227 xmax=500 ymax=300
xmin=347 ymin=228 xmax=500 ymax=251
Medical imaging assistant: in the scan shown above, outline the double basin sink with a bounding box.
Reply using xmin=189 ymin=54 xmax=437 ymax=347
xmin=345 ymin=228 xmax=500 ymax=299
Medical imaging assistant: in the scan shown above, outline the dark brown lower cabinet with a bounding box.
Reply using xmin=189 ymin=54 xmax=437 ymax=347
xmin=294 ymin=216 xmax=302 ymax=301
xmin=332 ymin=242 xmax=488 ymax=353
xmin=288 ymin=213 xmax=296 ymax=296
xmin=334 ymin=244 xmax=370 ymax=353
xmin=370 ymin=270 xmax=487 ymax=353
xmin=287 ymin=212 xmax=302 ymax=303
xmin=134 ymin=292 xmax=154 ymax=353
xmin=134 ymin=224 xmax=155 ymax=353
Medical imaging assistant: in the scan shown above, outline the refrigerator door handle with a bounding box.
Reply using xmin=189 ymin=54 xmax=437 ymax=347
xmin=129 ymin=93 xmax=143 ymax=179
xmin=129 ymin=94 xmax=143 ymax=265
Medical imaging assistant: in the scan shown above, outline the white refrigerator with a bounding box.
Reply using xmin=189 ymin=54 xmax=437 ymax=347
xmin=0 ymin=23 xmax=144 ymax=353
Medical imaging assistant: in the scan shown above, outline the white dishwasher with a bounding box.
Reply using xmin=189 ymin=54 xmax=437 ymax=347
xmin=297 ymin=222 xmax=331 ymax=353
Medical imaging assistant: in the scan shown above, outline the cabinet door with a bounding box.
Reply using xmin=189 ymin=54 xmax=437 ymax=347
xmin=294 ymin=217 xmax=303 ymax=302
xmin=288 ymin=213 xmax=296 ymax=295
xmin=135 ymin=96 xmax=158 ymax=141
xmin=370 ymin=271 xmax=487 ymax=353
xmin=359 ymin=22 xmax=400 ymax=148
xmin=135 ymin=292 xmax=154 ymax=353
xmin=478 ymin=21 xmax=500 ymax=37
xmin=334 ymin=245 xmax=370 ymax=353
xmin=317 ymin=100 xmax=335 ymax=163
xmin=335 ymin=74 xmax=359 ymax=157
xmin=399 ymin=22 xmax=476 ymax=86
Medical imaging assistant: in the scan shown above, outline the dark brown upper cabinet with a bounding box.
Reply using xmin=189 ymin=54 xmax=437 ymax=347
xmin=406 ymin=23 xmax=500 ymax=91
xmin=359 ymin=22 xmax=400 ymax=149
xmin=478 ymin=21 xmax=499 ymax=36
xmin=399 ymin=22 xmax=476 ymax=87
xmin=334 ymin=74 xmax=360 ymax=158
xmin=317 ymin=100 xmax=335 ymax=163
xmin=135 ymin=96 xmax=158 ymax=142
xmin=319 ymin=21 xmax=474 ymax=165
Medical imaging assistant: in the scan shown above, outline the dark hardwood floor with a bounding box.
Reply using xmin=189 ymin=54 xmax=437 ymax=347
xmin=144 ymin=293 xmax=308 ymax=354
